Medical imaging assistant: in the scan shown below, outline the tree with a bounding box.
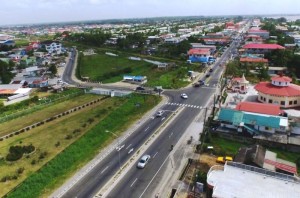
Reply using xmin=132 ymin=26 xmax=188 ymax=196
xmin=256 ymin=63 xmax=269 ymax=81
xmin=0 ymin=60 xmax=15 ymax=84
xmin=48 ymin=64 xmax=57 ymax=75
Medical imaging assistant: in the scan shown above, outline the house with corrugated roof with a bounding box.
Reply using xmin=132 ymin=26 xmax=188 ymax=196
xmin=217 ymin=108 xmax=289 ymax=135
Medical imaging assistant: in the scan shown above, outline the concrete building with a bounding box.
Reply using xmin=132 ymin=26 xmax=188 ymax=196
xmin=255 ymin=75 xmax=300 ymax=108
xmin=207 ymin=162 xmax=300 ymax=198
xmin=242 ymin=43 xmax=285 ymax=54
xmin=248 ymin=29 xmax=270 ymax=39
xmin=218 ymin=108 xmax=289 ymax=134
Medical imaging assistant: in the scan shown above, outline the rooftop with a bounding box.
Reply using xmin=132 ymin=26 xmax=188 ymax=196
xmin=187 ymin=48 xmax=211 ymax=55
xmin=271 ymin=75 xmax=292 ymax=83
xmin=240 ymin=57 xmax=268 ymax=63
xmin=207 ymin=162 xmax=300 ymax=198
xmin=243 ymin=43 xmax=285 ymax=50
xmin=255 ymin=82 xmax=300 ymax=97
xmin=235 ymin=102 xmax=283 ymax=116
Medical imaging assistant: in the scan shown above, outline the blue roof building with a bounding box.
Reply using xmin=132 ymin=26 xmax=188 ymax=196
xmin=218 ymin=108 xmax=288 ymax=134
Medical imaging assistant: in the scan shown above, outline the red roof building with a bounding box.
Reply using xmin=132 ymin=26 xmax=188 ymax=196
xmin=235 ymin=102 xmax=284 ymax=116
xmin=187 ymin=48 xmax=211 ymax=56
xmin=240 ymin=57 xmax=268 ymax=64
xmin=243 ymin=43 xmax=285 ymax=54
xmin=243 ymin=43 xmax=285 ymax=50
xmin=254 ymin=75 xmax=300 ymax=108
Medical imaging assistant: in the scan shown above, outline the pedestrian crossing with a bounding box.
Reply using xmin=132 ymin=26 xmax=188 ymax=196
xmin=166 ymin=102 xmax=204 ymax=109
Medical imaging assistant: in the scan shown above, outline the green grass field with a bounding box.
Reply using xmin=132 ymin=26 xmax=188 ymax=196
xmin=79 ymin=52 xmax=191 ymax=88
xmin=0 ymin=96 xmax=120 ymax=197
xmin=5 ymin=94 xmax=160 ymax=198
xmin=0 ymin=94 xmax=100 ymax=137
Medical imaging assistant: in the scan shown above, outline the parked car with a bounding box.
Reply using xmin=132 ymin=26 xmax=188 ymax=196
xmin=216 ymin=156 xmax=233 ymax=164
xmin=181 ymin=93 xmax=188 ymax=99
xmin=156 ymin=110 xmax=164 ymax=117
xmin=137 ymin=155 xmax=151 ymax=168
xmin=209 ymin=68 xmax=213 ymax=72
xmin=193 ymin=82 xmax=200 ymax=87
xmin=205 ymin=74 xmax=210 ymax=78
xmin=135 ymin=86 xmax=145 ymax=91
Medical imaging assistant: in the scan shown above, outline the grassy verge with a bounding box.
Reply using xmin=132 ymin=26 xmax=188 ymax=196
xmin=6 ymin=94 xmax=160 ymax=198
xmin=209 ymin=134 xmax=300 ymax=173
xmin=0 ymin=96 xmax=119 ymax=197
xmin=0 ymin=94 xmax=100 ymax=137
xmin=78 ymin=52 xmax=192 ymax=88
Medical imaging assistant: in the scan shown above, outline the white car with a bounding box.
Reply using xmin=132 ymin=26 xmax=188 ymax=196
xmin=137 ymin=155 xmax=151 ymax=169
xmin=156 ymin=110 xmax=164 ymax=117
xmin=181 ymin=93 xmax=188 ymax=99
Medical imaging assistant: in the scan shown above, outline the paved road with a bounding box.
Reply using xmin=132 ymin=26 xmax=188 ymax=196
xmin=62 ymin=50 xmax=134 ymax=91
xmin=56 ymin=35 xmax=240 ymax=198
xmin=106 ymin=39 xmax=240 ymax=198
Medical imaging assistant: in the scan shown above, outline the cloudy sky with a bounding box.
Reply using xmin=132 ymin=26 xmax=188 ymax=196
xmin=0 ymin=0 xmax=299 ymax=25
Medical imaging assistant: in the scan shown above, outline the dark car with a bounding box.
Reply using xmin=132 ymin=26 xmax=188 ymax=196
xmin=198 ymin=80 xmax=205 ymax=85
xmin=135 ymin=86 xmax=145 ymax=91
xmin=205 ymin=74 xmax=210 ymax=78
xmin=209 ymin=68 xmax=213 ymax=72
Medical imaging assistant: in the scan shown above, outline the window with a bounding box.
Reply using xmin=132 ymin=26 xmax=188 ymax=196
xmin=289 ymin=101 xmax=293 ymax=105
xmin=263 ymin=97 xmax=266 ymax=101
xmin=281 ymin=101 xmax=285 ymax=106
xmin=261 ymin=96 xmax=263 ymax=100
xmin=269 ymin=99 xmax=273 ymax=103
xmin=279 ymin=82 xmax=281 ymax=85
xmin=294 ymin=100 xmax=298 ymax=105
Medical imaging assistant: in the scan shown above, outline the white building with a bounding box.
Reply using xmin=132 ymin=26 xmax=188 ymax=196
xmin=207 ymin=162 xmax=300 ymax=198
xmin=44 ymin=42 xmax=62 ymax=54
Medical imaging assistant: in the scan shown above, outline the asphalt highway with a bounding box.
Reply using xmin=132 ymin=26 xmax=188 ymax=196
xmin=106 ymin=40 xmax=239 ymax=198
xmin=57 ymin=37 xmax=240 ymax=198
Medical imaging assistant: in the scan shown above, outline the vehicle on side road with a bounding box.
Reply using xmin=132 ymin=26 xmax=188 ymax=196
xmin=216 ymin=156 xmax=233 ymax=164
xmin=181 ymin=93 xmax=188 ymax=99
xmin=137 ymin=155 xmax=151 ymax=168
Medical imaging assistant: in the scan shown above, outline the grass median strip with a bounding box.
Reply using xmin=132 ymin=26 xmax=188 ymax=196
xmin=5 ymin=94 xmax=160 ymax=198
xmin=0 ymin=94 xmax=100 ymax=137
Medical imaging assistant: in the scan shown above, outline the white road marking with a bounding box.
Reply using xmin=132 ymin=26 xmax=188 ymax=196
xmin=161 ymin=117 xmax=165 ymax=121
xmin=145 ymin=127 xmax=150 ymax=132
xmin=138 ymin=154 xmax=171 ymax=198
xmin=125 ymin=144 xmax=132 ymax=150
xmin=130 ymin=178 xmax=138 ymax=188
xmin=169 ymin=132 xmax=173 ymax=138
xmin=116 ymin=144 xmax=125 ymax=151
xmin=100 ymin=166 xmax=109 ymax=174
xmin=153 ymin=152 xmax=158 ymax=158
xmin=128 ymin=148 xmax=134 ymax=154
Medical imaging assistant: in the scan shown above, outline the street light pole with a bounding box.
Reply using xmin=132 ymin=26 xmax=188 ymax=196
xmin=105 ymin=130 xmax=121 ymax=171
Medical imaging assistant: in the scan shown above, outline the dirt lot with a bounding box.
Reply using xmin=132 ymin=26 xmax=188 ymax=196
xmin=176 ymin=153 xmax=219 ymax=198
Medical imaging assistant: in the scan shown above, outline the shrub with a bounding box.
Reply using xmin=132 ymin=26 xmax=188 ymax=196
xmin=55 ymin=141 xmax=60 ymax=147
xmin=81 ymin=123 xmax=87 ymax=128
xmin=87 ymin=118 xmax=94 ymax=124
xmin=14 ymin=131 xmax=20 ymax=135
xmin=39 ymin=152 xmax=48 ymax=160
xmin=73 ymin=129 xmax=81 ymax=134
xmin=0 ymin=138 xmax=3 ymax=141
xmin=31 ymin=159 xmax=36 ymax=165
xmin=16 ymin=167 xmax=25 ymax=175
xmin=65 ymin=135 xmax=73 ymax=140
xmin=6 ymin=144 xmax=35 ymax=161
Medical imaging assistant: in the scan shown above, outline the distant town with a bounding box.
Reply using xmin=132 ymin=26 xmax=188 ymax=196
xmin=1 ymin=15 xmax=300 ymax=198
